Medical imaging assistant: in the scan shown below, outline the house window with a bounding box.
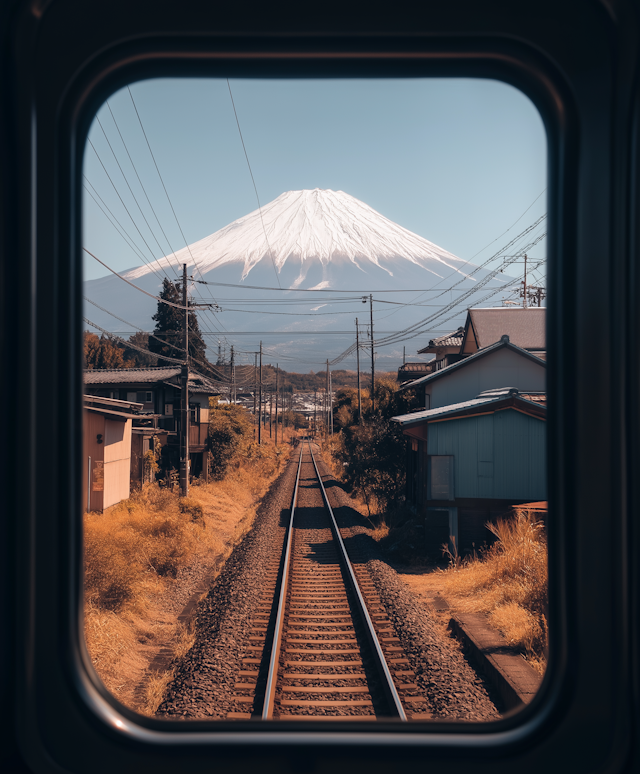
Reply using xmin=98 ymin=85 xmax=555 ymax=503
xmin=428 ymin=455 xmax=454 ymax=500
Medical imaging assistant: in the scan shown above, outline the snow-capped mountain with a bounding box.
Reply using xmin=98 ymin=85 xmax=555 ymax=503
xmin=84 ymin=189 xmax=503 ymax=369
xmin=124 ymin=188 xmax=472 ymax=285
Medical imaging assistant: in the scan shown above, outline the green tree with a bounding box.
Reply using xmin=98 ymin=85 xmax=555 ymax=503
xmin=149 ymin=278 xmax=209 ymax=367
xmin=121 ymin=332 xmax=159 ymax=368
xmin=331 ymin=377 xmax=416 ymax=518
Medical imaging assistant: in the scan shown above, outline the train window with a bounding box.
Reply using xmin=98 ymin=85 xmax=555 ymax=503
xmin=81 ymin=76 xmax=548 ymax=725
xmin=5 ymin=0 xmax=635 ymax=772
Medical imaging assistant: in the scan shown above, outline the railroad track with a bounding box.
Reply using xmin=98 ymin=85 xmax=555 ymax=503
xmin=228 ymin=440 xmax=430 ymax=721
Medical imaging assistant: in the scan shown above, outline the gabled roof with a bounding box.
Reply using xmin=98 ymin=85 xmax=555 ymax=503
xmin=391 ymin=388 xmax=546 ymax=426
xmin=399 ymin=335 xmax=546 ymax=391
xmin=84 ymin=367 xmax=181 ymax=384
xmin=417 ymin=327 xmax=464 ymax=354
xmin=84 ymin=366 xmax=220 ymax=393
xmin=462 ymin=307 xmax=545 ymax=353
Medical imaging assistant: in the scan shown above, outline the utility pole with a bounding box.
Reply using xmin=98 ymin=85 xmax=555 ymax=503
xmin=313 ymin=388 xmax=317 ymax=437
xmin=369 ymin=294 xmax=375 ymax=413
xmin=326 ymin=359 xmax=330 ymax=437
xmin=521 ymin=253 xmax=528 ymax=309
xmin=269 ymin=390 xmax=273 ymax=438
xmin=275 ymin=365 xmax=279 ymax=446
xmin=230 ymin=345 xmax=235 ymax=404
xmin=179 ymin=263 xmax=189 ymax=497
xmin=329 ymin=369 xmax=333 ymax=435
xmin=356 ymin=318 xmax=362 ymax=424
xmin=258 ymin=342 xmax=263 ymax=444
xmin=253 ymin=353 xmax=257 ymax=439
xmin=403 ymin=346 xmax=406 ymax=365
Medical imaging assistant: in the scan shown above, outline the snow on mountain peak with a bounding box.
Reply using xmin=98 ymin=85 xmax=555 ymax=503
xmin=125 ymin=188 xmax=469 ymax=283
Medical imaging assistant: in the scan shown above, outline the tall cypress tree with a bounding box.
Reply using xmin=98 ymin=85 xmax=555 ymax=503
xmin=149 ymin=278 xmax=209 ymax=368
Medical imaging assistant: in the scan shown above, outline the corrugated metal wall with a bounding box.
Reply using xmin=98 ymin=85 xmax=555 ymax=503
xmin=426 ymin=347 xmax=546 ymax=408
xmin=427 ymin=409 xmax=546 ymax=501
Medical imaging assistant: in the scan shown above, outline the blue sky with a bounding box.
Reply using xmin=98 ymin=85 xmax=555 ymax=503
xmin=83 ymin=77 xmax=547 ymax=368
xmin=84 ymin=77 xmax=546 ymax=277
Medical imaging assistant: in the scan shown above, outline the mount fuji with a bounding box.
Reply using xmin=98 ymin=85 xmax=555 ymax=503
xmin=84 ymin=189 xmax=502 ymax=368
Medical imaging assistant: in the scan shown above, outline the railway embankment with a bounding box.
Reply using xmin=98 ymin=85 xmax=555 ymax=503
xmin=83 ymin=443 xmax=292 ymax=714
xmin=156 ymin=444 xmax=502 ymax=722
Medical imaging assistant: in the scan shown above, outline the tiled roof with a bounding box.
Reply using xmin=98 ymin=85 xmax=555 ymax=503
xmin=398 ymin=362 xmax=434 ymax=374
xmin=467 ymin=307 xmax=545 ymax=350
xmin=519 ymin=392 xmax=547 ymax=405
xmin=417 ymin=327 xmax=464 ymax=354
xmin=84 ymin=367 xmax=181 ymax=384
xmin=84 ymin=367 xmax=220 ymax=393
xmin=391 ymin=388 xmax=546 ymax=426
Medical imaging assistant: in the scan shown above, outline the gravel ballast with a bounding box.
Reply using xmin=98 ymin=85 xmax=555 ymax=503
xmin=156 ymin=445 xmax=500 ymax=722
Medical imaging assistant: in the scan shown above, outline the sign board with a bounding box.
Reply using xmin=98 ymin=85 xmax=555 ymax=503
xmin=92 ymin=460 xmax=104 ymax=491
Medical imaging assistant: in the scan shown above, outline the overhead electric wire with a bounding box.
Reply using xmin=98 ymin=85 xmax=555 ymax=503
xmin=105 ymin=102 xmax=184 ymax=277
xmin=83 ymin=179 xmax=152 ymax=267
xmin=83 ymin=247 xmax=197 ymax=310
xmin=192 ymin=278 xmax=486 ymax=293
xmin=95 ymin=115 xmax=176 ymax=277
xmin=83 ymin=303 xmax=233 ymax=382
xmin=126 ymin=86 xmax=228 ymax=340
xmin=226 ymin=79 xmax=281 ymax=289
xmin=87 ymin=139 xmax=165 ymax=276
xmin=84 ymin=317 xmax=184 ymax=365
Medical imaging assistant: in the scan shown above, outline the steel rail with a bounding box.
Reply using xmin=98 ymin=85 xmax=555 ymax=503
xmin=261 ymin=442 xmax=304 ymax=719
xmin=306 ymin=441 xmax=408 ymax=721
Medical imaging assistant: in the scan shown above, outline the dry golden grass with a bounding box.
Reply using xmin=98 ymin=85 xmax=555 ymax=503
xmin=398 ymin=510 xmax=548 ymax=674
xmin=84 ymin=445 xmax=291 ymax=713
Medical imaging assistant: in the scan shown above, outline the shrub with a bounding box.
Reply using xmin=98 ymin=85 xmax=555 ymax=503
xmin=439 ymin=509 xmax=548 ymax=671
xmin=179 ymin=497 xmax=204 ymax=522
xmin=207 ymin=400 xmax=253 ymax=479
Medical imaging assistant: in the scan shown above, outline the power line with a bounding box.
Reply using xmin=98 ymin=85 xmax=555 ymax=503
xmin=126 ymin=86 xmax=227 ymax=342
xmin=87 ymin=139 xmax=164 ymax=276
xmin=192 ymin=278 xmax=492 ymax=293
xmin=83 ymin=178 xmax=152 ymax=267
xmin=83 ymin=247 xmax=196 ymax=310
xmin=83 ymin=317 xmax=184 ymax=365
xmin=226 ymin=79 xmax=281 ymax=289
xmin=95 ymin=114 xmax=175 ymax=277
xmin=105 ymin=101 xmax=184 ymax=277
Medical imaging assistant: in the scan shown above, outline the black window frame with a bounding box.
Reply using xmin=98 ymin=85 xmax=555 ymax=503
xmin=1 ymin=1 xmax=637 ymax=773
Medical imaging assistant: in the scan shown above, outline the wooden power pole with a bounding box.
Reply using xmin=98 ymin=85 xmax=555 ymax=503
xmin=275 ymin=364 xmax=279 ymax=445
xmin=179 ymin=263 xmax=189 ymax=497
xmin=356 ymin=318 xmax=362 ymax=424
xmin=369 ymin=294 xmax=375 ymax=413
xmin=258 ymin=342 xmax=263 ymax=444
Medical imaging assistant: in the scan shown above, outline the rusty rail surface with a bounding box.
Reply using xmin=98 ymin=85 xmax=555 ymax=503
xmin=306 ymin=442 xmax=407 ymax=721
xmin=261 ymin=442 xmax=304 ymax=719
xmin=256 ymin=440 xmax=411 ymax=721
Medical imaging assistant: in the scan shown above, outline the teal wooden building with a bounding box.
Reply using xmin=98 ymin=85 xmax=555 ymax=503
xmin=392 ymin=388 xmax=546 ymax=560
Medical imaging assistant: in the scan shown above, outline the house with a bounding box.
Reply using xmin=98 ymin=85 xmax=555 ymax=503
xmin=401 ymin=335 xmax=546 ymax=409
xmin=397 ymin=362 xmax=434 ymax=384
xmin=460 ymin=307 xmax=545 ymax=358
xmin=84 ymin=367 xmax=221 ymax=481
xmin=392 ymin=388 xmax=546 ymax=560
xmin=83 ymin=395 xmax=141 ymax=512
xmin=416 ymin=326 xmax=466 ymax=373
